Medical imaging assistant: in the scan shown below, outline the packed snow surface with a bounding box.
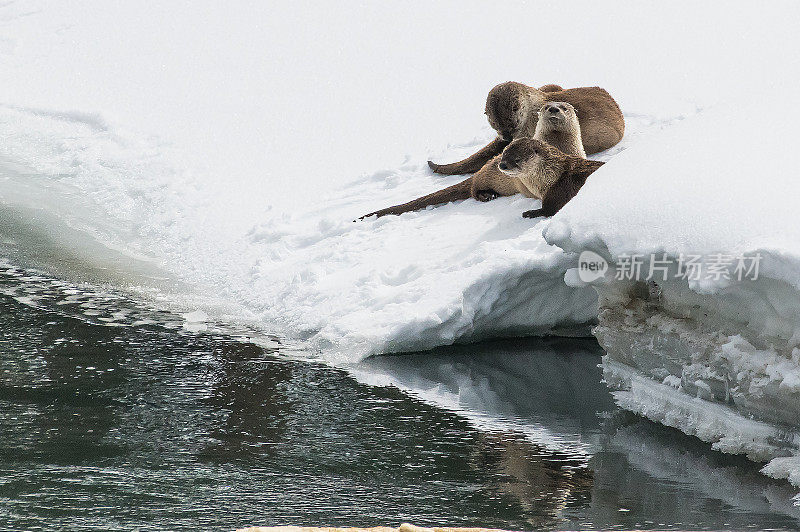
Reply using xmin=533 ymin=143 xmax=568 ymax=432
xmin=545 ymin=96 xmax=800 ymax=285
xmin=544 ymin=94 xmax=800 ymax=382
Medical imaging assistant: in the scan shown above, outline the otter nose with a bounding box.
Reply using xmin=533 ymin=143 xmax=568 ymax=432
xmin=498 ymin=162 xmax=508 ymax=171
xmin=548 ymin=106 xmax=560 ymax=113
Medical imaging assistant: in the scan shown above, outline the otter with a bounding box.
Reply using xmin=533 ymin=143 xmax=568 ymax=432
xmin=428 ymin=81 xmax=623 ymax=175
xmin=360 ymin=104 xmax=588 ymax=219
xmin=533 ymin=102 xmax=585 ymax=158
xmin=497 ymin=138 xmax=603 ymax=218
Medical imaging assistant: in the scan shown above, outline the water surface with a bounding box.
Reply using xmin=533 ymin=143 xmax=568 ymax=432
xmin=1 ymin=266 xmax=798 ymax=531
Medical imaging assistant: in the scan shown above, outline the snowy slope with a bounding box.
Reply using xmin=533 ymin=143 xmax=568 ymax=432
xmin=1 ymin=99 xmax=675 ymax=361
xmin=2 ymin=0 xmax=795 ymax=361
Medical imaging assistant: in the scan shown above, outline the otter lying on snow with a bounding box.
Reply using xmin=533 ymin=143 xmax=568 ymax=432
xmin=498 ymin=138 xmax=603 ymax=219
xmin=359 ymin=138 xmax=602 ymax=220
xmin=359 ymin=102 xmax=599 ymax=219
xmin=428 ymin=81 xmax=624 ymax=176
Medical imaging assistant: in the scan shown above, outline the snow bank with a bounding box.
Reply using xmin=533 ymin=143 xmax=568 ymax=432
xmin=0 ymin=98 xmax=667 ymax=361
xmin=4 ymin=0 xmax=793 ymax=363
xmin=5 ymin=74 xmax=692 ymax=363
xmin=543 ymin=93 xmax=800 ymax=491
xmin=237 ymin=110 xmax=680 ymax=360
xmin=243 ymin=148 xmax=600 ymax=361
xmin=0 ymin=23 xmax=682 ymax=362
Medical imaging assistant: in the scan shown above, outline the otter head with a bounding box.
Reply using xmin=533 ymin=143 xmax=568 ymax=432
xmin=485 ymin=81 xmax=531 ymax=141
xmin=497 ymin=138 xmax=564 ymax=176
xmin=537 ymin=101 xmax=578 ymax=132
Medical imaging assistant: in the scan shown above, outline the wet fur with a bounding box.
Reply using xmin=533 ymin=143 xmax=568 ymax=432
xmin=360 ymin=109 xmax=586 ymax=219
xmin=533 ymin=102 xmax=585 ymax=158
xmin=426 ymin=83 xmax=564 ymax=175
xmin=538 ymin=83 xmax=564 ymax=92
xmin=499 ymin=139 xmax=604 ymax=218
xmin=429 ymin=82 xmax=623 ymax=175
xmin=360 ymin=140 xmax=603 ymax=220
xmin=359 ymin=156 xmax=528 ymax=219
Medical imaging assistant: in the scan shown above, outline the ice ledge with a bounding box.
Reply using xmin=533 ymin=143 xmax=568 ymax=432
xmin=593 ymin=283 xmax=800 ymax=493
xmin=595 ymin=296 xmax=800 ymax=429
xmin=603 ymin=358 xmax=800 ymax=462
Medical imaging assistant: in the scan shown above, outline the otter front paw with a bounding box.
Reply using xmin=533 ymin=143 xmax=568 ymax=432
xmin=522 ymin=209 xmax=545 ymax=219
xmin=427 ymin=161 xmax=441 ymax=173
xmin=476 ymin=190 xmax=499 ymax=202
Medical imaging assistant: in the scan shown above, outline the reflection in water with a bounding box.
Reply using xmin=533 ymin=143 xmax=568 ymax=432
xmin=200 ymin=342 xmax=293 ymax=461
xmin=358 ymin=338 xmax=615 ymax=451
xmin=358 ymin=338 xmax=800 ymax=530
xmin=356 ymin=338 xmax=610 ymax=529
xmin=1 ymin=269 xmax=799 ymax=530
xmin=470 ymin=433 xmax=594 ymax=529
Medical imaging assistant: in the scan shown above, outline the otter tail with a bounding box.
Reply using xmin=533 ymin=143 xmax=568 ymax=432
xmin=359 ymin=178 xmax=472 ymax=219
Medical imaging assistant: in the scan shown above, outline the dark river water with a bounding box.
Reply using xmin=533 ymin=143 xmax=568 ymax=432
xmin=1 ymin=265 xmax=799 ymax=531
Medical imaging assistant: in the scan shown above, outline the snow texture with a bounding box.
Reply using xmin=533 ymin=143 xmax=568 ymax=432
xmin=4 ymin=0 xmax=795 ymax=361
xmin=543 ymin=96 xmax=800 ymax=494
xmin=2 ymin=0 xmax=800 ymax=493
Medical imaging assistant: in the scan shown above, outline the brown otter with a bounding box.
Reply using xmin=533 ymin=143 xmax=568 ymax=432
xmin=428 ymin=81 xmax=623 ymax=175
xmin=533 ymin=102 xmax=585 ymax=158
xmin=358 ymin=157 xmax=529 ymax=220
xmin=497 ymin=138 xmax=603 ymax=218
xmin=359 ymin=105 xmax=587 ymax=219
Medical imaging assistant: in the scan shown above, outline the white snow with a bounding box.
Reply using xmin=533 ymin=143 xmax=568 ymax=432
xmin=2 ymin=0 xmax=800 ymax=495
xmin=242 ymin=151 xmax=601 ymax=361
xmin=3 ymin=0 xmax=794 ymax=360
xmin=0 ymin=0 xmax=687 ymax=361
xmin=541 ymin=94 xmax=800 ymax=493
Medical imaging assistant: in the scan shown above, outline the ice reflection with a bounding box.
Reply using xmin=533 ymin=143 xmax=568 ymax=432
xmin=357 ymin=337 xmax=800 ymax=529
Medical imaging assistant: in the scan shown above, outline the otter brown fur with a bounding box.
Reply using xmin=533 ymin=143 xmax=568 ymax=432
xmin=533 ymin=102 xmax=585 ymax=158
xmin=538 ymin=83 xmax=564 ymax=92
xmin=428 ymin=81 xmax=623 ymax=175
xmin=498 ymin=138 xmax=604 ymax=218
xmin=359 ymin=156 xmax=530 ymax=219
xmin=360 ymin=107 xmax=587 ymax=219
